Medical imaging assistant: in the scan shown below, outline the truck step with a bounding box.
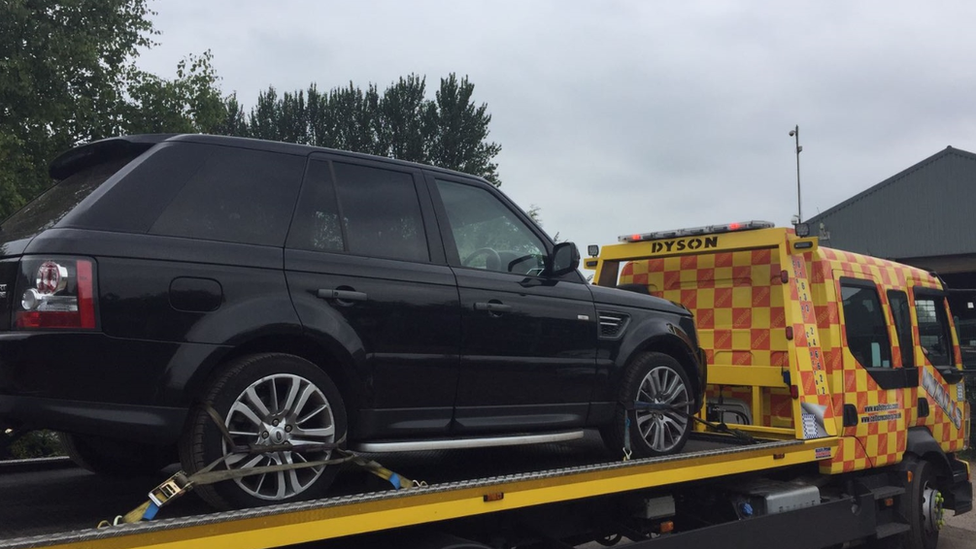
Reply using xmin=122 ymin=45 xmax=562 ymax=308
xmin=870 ymin=485 xmax=906 ymax=501
xmin=875 ymin=522 xmax=911 ymax=539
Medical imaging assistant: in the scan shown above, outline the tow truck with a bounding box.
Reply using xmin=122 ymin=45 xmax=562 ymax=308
xmin=0 ymin=222 xmax=971 ymax=549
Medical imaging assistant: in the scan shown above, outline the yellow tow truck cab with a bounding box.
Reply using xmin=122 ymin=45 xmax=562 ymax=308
xmin=589 ymin=222 xmax=971 ymax=478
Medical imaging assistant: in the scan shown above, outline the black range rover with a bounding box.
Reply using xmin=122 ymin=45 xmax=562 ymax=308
xmin=0 ymin=134 xmax=705 ymax=509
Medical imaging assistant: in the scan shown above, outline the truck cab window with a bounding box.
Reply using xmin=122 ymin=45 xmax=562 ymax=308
xmin=840 ymin=280 xmax=892 ymax=368
xmin=914 ymin=292 xmax=954 ymax=367
xmin=886 ymin=290 xmax=914 ymax=368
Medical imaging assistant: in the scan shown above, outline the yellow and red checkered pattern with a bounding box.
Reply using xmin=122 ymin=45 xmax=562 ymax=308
xmin=617 ymin=230 xmax=967 ymax=476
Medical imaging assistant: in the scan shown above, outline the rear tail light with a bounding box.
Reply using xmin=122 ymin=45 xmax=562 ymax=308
xmin=15 ymin=257 xmax=97 ymax=330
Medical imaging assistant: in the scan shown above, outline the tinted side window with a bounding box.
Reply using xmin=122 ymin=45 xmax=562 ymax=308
xmin=435 ymin=179 xmax=546 ymax=275
xmin=840 ymin=279 xmax=892 ymax=368
xmin=887 ymin=290 xmax=914 ymax=368
xmin=289 ymin=160 xmax=428 ymax=262
xmin=915 ymin=292 xmax=954 ymax=367
xmin=150 ymin=147 xmax=304 ymax=246
xmin=287 ymin=160 xmax=343 ymax=252
xmin=333 ymin=162 xmax=428 ymax=262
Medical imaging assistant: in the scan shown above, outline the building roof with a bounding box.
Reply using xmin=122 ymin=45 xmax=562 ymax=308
xmin=807 ymin=146 xmax=976 ymax=260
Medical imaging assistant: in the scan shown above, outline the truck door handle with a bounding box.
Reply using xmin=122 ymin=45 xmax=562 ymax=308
xmin=474 ymin=301 xmax=512 ymax=313
xmin=317 ymin=289 xmax=368 ymax=302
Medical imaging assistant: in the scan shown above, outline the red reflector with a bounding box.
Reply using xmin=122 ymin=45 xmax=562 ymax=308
xmin=483 ymin=492 xmax=504 ymax=502
xmin=16 ymin=311 xmax=85 ymax=329
xmin=76 ymin=260 xmax=96 ymax=329
xmin=790 ymin=385 xmax=799 ymax=399
xmin=780 ymin=270 xmax=789 ymax=284
xmin=659 ymin=521 xmax=674 ymax=533
xmin=631 ymin=234 xmax=641 ymax=241
xmin=729 ymin=222 xmax=741 ymax=230
xmin=785 ymin=326 xmax=794 ymax=340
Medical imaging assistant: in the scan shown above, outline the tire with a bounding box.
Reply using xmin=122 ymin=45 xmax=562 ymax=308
xmin=899 ymin=457 xmax=942 ymax=549
xmin=58 ymin=432 xmax=176 ymax=476
xmin=602 ymin=352 xmax=693 ymax=458
xmin=178 ymin=353 xmax=347 ymax=510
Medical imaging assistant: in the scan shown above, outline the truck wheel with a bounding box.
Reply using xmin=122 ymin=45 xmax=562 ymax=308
xmin=603 ymin=352 xmax=693 ymax=458
xmin=179 ymin=353 xmax=347 ymax=510
xmin=901 ymin=457 xmax=942 ymax=549
xmin=58 ymin=432 xmax=176 ymax=476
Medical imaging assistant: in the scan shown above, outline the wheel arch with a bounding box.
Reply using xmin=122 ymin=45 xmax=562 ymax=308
xmin=182 ymin=331 xmax=364 ymax=420
xmin=904 ymin=426 xmax=953 ymax=484
xmin=614 ymin=318 xmax=704 ymax=410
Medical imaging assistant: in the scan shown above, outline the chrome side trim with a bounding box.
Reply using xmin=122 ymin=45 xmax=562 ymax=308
xmin=351 ymin=430 xmax=586 ymax=453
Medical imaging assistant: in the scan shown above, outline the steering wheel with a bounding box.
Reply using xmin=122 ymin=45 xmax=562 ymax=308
xmin=463 ymin=248 xmax=501 ymax=270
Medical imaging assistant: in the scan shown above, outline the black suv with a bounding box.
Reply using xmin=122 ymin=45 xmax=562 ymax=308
xmin=0 ymin=135 xmax=705 ymax=509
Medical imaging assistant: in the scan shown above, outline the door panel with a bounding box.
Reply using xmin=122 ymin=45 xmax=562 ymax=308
xmin=285 ymin=156 xmax=460 ymax=440
xmin=453 ymin=269 xmax=597 ymax=431
xmin=429 ymin=176 xmax=598 ymax=433
xmin=286 ymin=251 xmax=460 ymax=434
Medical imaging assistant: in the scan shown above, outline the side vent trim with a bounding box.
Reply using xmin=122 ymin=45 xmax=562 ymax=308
xmin=598 ymin=312 xmax=630 ymax=340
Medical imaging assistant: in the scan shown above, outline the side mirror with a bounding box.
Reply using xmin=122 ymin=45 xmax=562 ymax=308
xmin=549 ymin=242 xmax=580 ymax=277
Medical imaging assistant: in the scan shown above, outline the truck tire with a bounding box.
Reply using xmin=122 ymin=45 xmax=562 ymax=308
xmin=178 ymin=353 xmax=347 ymax=510
xmin=602 ymin=352 xmax=693 ymax=458
xmin=58 ymin=432 xmax=176 ymax=476
xmin=901 ymin=457 xmax=942 ymax=549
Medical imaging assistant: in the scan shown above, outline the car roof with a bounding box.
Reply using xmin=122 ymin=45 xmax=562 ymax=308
xmin=50 ymin=134 xmax=489 ymax=184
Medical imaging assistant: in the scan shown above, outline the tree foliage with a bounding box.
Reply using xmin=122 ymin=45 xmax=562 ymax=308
xmin=0 ymin=0 xmax=226 ymax=219
xmin=0 ymin=0 xmax=503 ymax=223
xmin=233 ymin=74 xmax=502 ymax=186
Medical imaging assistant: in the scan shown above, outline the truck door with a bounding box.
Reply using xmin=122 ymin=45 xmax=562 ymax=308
xmin=913 ymin=289 xmax=967 ymax=452
xmin=837 ymin=277 xmax=912 ymax=467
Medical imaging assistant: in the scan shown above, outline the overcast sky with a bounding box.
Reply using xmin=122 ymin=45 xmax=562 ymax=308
xmin=138 ymin=1 xmax=976 ymax=250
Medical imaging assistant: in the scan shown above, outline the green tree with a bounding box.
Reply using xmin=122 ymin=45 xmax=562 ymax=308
xmin=237 ymin=74 xmax=502 ymax=185
xmin=122 ymin=51 xmax=227 ymax=135
xmin=0 ymin=0 xmax=157 ymax=216
xmin=0 ymin=1 xmax=229 ymax=219
xmin=424 ymin=74 xmax=502 ymax=186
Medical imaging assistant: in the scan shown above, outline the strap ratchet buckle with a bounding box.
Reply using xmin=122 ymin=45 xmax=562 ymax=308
xmin=148 ymin=471 xmax=193 ymax=507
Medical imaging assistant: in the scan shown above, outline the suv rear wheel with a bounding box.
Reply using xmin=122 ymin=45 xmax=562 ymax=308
xmin=603 ymin=352 xmax=693 ymax=458
xmin=178 ymin=353 xmax=347 ymax=509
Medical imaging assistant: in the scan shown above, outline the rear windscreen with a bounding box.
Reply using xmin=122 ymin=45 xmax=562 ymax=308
xmin=0 ymin=155 xmax=136 ymax=241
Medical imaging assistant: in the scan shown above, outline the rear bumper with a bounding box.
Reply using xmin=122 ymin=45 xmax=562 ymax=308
xmin=0 ymin=395 xmax=186 ymax=445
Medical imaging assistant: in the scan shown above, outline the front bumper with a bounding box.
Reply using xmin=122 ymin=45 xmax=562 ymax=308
xmin=948 ymin=455 xmax=973 ymax=514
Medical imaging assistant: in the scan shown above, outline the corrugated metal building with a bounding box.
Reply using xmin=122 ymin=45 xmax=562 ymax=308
xmin=807 ymin=146 xmax=976 ymax=289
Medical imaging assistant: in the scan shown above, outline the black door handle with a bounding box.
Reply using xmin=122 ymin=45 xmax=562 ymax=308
xmin=474 ymin=301 xmax=512 ymax=313
xmin=317 ymin=289 xmax=368 ymax=302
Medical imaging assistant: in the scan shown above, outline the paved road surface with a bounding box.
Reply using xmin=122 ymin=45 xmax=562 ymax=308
xmin=942 ymin=507 xmax=976 ymax=549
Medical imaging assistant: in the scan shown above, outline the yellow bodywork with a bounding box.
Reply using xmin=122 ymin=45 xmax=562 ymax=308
xmin=592 ymin=226 xmax=969 ymax=475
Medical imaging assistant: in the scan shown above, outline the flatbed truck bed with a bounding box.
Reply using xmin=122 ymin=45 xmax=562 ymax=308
xmin=1 ymin=432 xmax=826 ymax=549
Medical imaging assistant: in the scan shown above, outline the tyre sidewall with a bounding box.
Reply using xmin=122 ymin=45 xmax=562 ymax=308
xmin=181 ymin=353 xmax=347 ymax=509
xmin=903 ymin=458 xmax=939 ymax=549
xmin=608 ymin=352 xmax=693 ymax=458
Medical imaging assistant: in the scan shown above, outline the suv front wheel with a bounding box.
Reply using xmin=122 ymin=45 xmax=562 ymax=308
xmin=178 ymin=353 xmax=347 ymax=509
xmin=603 ymin=352 xmax=693 ymax=458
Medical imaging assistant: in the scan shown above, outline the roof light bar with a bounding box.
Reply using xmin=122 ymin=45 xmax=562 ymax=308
xmin=619 ymin=221 xmax=775 ymax=243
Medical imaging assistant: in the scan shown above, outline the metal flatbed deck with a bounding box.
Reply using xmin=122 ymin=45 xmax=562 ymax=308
xmin=0 ymin=432 xmax=835 ymax=549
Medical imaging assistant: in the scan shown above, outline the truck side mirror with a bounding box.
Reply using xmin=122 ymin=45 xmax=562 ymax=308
xmin=549 ymin=242 xmax=580 ymax=277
